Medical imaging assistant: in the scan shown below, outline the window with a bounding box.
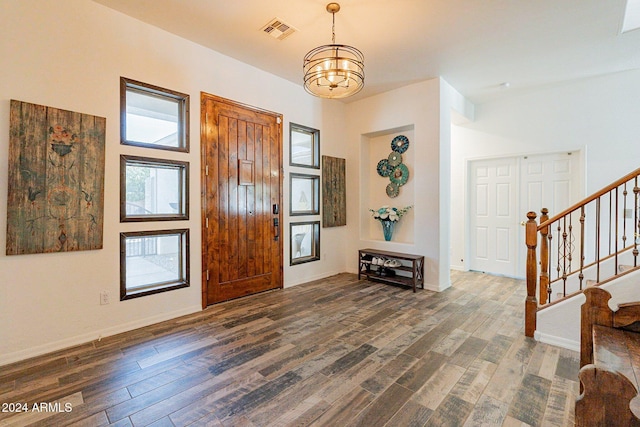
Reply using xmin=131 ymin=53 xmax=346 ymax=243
xmin=290 ymin=221 xmax=320 ymax=265
xmin=120 ymin=229 xmax=189 ymax=300
xmin=289 ymin=123 xmax=321 ymax=265
xmin=290 ymin=123 xmax=319 ymax=168
xmin=121 ymin=77 xmax=189 ymax=152
xmin=119 ymin=77 xmax=191 ymax=301
xmin=290 ymin=173 xmax=320 ymax=216
xmin=120 ymin=155 xmax=189 ymax=222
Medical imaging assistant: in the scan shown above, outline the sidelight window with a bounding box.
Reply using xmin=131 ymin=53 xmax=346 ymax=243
xmin=121 ymin=77 xmax=189 ymax=152
xmin=290 ymin=123 xmax=319 ymax=169
xmin=290 ymin=221 xmax=320 ymax=265
xmin=120 ymin=229 xmax=189 ymax=299
xmin=290 ymin=173 xmax=320 ymax=216
xmin=120 ymin=155 xmax=189 ymax=222
xmin=119 ymin=77 xmax=191 ymax=301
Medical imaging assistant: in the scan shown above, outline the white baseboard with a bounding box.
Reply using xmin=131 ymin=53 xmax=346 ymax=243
xmin=534 ymin=330 xmax=580 ymax=352
xmin=423 ymin=282 xmax=451 ymax=292
xmin=1 ymin=305 xmax=202 ymax=367
xmin=285 ymin=270 xmax=342 ymax=288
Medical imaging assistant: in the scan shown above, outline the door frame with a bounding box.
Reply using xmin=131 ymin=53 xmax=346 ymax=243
xmin=200 ymin=92 xmax=283 ymax=308
xmin=465 ymin=149 xmax=585 ymax=279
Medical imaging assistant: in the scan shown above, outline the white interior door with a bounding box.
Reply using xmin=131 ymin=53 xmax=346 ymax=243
xmin=469 ymin=152 xmax=582 ymax=278
xmin=517 ymin=152 xmax=582 ymax=276
xmin=469 ymin=158 xmax=518 ymax=277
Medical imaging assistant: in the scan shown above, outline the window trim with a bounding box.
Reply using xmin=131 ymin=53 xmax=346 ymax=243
xmin=120 ymin=228 xmax=190 ymax=300
xmin=120 ymin=77 xmax=190 ymax=153
xmin=120 ymin=155 xmax=189 ymax=222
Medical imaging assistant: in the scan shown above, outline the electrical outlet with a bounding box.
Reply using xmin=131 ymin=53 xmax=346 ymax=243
xmin=100 ymin=291 xmax=110 ymax=305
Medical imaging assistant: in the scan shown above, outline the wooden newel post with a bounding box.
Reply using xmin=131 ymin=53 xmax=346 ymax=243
xmin=539 ymin=208 xmax=549 ymax=304
xmin=525 ymin=211 xmax=538 ymax=337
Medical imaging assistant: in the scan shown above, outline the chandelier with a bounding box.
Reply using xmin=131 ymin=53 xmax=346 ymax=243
xmin=303 ymin=3 xmax=364 ymax=99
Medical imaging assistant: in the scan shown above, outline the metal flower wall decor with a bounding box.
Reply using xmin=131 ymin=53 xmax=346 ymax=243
xmin=376 ymin=135 xmax=410 ymax=198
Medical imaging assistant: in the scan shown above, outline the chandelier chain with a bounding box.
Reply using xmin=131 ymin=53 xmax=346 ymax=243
xmin=331 ymin=11 xmax=336 ymax=44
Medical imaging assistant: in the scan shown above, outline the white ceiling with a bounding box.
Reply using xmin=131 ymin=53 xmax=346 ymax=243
xmin=93 ymin=0 xmax=640 ymax=104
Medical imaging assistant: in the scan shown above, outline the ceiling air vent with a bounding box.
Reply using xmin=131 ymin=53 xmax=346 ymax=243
xmin=261 ymin=18 xmax=296 ymax=41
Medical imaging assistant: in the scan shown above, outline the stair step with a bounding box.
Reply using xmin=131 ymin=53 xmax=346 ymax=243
xmin=619 ymin=264 xmax=634 ymax=273
xmin=584 ymin=266 xmax=637 ymax=287
xmin=548 ymin=267 xmax=638 ymax=305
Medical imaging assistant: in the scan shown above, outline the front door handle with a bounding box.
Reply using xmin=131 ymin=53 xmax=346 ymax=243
xmin=273 ymin=218 xmax=279 ymax=241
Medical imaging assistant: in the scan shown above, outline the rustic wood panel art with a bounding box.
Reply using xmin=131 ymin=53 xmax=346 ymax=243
xmin=322 ymin=155 xmax=346 ymax=227
xmin=6 ymin=100 xmax=106 ymax=255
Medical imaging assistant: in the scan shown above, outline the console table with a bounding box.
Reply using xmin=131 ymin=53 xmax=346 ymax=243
xmin=358 ymin=248 xmax=424 ymax=292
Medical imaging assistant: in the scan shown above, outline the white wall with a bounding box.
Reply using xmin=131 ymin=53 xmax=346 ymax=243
xmin=440 ymin=80 xmax=474 ymax=287
xmin=451 ymin=69 xmax=640 ymax=272
xmin=0 ymin=0 xmax=348 ymax=365
xmin=285 ymin=101 xmax=349 ymax=284
xmin=345 ymin=78 xmax=472 ymax=291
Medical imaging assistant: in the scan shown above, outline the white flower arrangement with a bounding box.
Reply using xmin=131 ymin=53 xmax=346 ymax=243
xmin=369 ymin=205 xmax=412 ymax=223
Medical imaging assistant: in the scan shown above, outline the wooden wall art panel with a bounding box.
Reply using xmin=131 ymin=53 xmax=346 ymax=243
xmin=322 ymin=155 xmax=346 ymax=227
xmin=6 ymin=100 xmax=106 ymax=255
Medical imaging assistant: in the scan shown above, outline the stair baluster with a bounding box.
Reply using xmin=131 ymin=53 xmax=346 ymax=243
xmin=596 ymin=196 xmax=601 ymax=283
xmin=634 ymin=180 xmax=639 ymax=267
xmin=540 ymin=208 xmax=550 ymax=304
xmin=579 ymin=206 xmax=585 ymax=290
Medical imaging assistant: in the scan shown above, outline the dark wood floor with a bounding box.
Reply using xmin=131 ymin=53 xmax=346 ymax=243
xmin=0 ymin=271 xmax=579 ymax=427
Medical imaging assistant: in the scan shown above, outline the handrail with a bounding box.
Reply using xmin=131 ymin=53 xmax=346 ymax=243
xmin=538 ymin=167 xmax=640 ymax=230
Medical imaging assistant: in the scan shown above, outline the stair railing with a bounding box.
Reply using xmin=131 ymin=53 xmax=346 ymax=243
xmin=525 ymin=167 xmax=640 ymax=337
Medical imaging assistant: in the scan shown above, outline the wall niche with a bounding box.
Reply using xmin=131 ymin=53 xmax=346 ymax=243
xmin=360 ymin=125 xmax=415 ymax=244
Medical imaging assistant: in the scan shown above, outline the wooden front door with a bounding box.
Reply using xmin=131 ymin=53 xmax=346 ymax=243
xmin=201 ymin=93 xmax=283 ymax=306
